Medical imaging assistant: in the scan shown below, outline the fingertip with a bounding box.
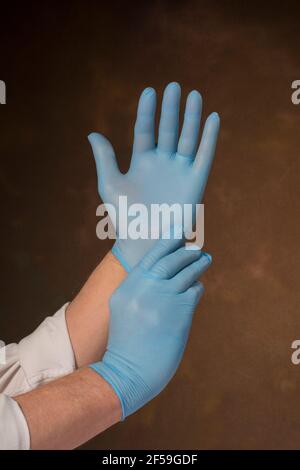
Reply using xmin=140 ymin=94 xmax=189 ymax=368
xmin=202 ymin=252 xmax=212 ymax=264
xmin=137 ymin=88 xmax=157 ymax=118
xmin=196 ymin=282 xmax=205 ymax=299
xmin=209 ymin=112 xmax=220 ymax=123
xmin=165 ymin=81 xmax=181 ymax=94
xmin=195 ymin=281 xmax=205 ymax=293
xmin=188 ymin=281 xmax=205 ymax=303
xmin=188 ymin=89 xmax=202 ymax=103
xmin=87 ymin=132 xmax=98 ymax=144
xmin=141 ymin=87 xmax=156 ymax=97
xmin=87 ymin=132 xmax=112 ymax=150
xmin=185 ymin=90 xmax=202 ymax=116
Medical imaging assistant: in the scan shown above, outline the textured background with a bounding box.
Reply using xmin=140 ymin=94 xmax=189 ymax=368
xmin=0 ymin=0 xmax=300 ymax=449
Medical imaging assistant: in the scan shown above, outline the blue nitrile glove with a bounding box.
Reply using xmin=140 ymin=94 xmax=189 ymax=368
xmin=90 ymin=234 xmax=212 ymax=418
xmin=88 ymin=82 xmax=220 ymax=271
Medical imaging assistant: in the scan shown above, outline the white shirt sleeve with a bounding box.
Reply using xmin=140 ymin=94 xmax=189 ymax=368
xmin=0 ymin=395 xmax=30 ymax=450
xmin=0 ymin=303 xmax=76 ymax=449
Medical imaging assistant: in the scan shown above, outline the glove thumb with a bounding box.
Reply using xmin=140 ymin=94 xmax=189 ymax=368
xmin=88 ymin=132 xmax=120 ymax=185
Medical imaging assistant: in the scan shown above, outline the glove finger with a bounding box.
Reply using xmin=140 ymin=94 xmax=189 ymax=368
xmin=181 ymin=281 xmax=204 ymax=306
xmin=193 ymin=112 xmax=220 ymax=194
xmin=88 ymin=132 xmax=120 ymax=186
xmin=132 ymin=87 xmax=156 ymax=155
xmin=151 ymin=245 xmax=202 ymax=279
xmin=177 ymin=90 xmax=202 ymax=159
xmin=157 ymin=82 xmax=181 ymax=155
xmin=140 ymin=226 xmax=185 ymax=271
xmin=171 ymin=252 xmax=212 ymax=292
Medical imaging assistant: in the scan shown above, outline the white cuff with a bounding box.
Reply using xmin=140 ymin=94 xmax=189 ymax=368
xmin=18 ymin=303 xmax=76 ymax=390
xmin=0 ymin=394 xmax=30 ymax=450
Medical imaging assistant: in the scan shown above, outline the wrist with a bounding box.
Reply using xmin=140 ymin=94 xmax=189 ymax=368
xmin=66 ymin=251 xmax=127 ymax=368
xmin=90 ymin=353 xmax=151 ymax=419
xmin=111 ymin=243 xmax=132 ymax=272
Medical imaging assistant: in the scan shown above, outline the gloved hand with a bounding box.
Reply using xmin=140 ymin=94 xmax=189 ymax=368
xmin=90 ymin=234 xmax=212 ymax=418
xmin=88 ymin=82 xmax=220 ymax=271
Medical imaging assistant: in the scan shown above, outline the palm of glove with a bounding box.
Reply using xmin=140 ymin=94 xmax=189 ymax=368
xmin=89 ymin=82 xmax=220 ymax=270
xmin=106 ymin=150 xmax=201 ymax=205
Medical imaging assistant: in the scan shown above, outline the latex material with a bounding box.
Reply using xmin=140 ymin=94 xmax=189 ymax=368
xmin=88 ymin=82 xmax=220 ymax=271
xmin=91 ymin=235 xmax=212 ymax=418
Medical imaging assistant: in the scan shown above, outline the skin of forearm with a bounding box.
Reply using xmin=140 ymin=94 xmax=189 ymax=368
xmin=14 ymin=367 xmax=122 ymax=449
xmin=66 ymin=251 xmax=126 ymax=367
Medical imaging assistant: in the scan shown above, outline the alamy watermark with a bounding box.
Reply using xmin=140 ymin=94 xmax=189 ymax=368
xmin=291 ymin=340 xmax=300 ymax=365
xmin=0 ymin=80 xmax=6 ymax=104
xmin=291 ymin=80 xmax=300 ymax=105
xmin=96 ymin=197 xmax=205 ymax=247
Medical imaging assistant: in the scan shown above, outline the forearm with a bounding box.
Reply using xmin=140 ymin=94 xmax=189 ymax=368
xmin=14 ymin=367 xmax=121 ymax=449
xmin=66 ymin=251 xmax=126 ymax=367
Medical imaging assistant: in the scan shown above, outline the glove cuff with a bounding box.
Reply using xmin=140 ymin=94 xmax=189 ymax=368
xmin=112 ymin=243 xmax=132 ymax=273
xmin=90 ymin=352 xmax=152 ymax=419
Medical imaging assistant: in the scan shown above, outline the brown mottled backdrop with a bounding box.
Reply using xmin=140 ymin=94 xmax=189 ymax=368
xmin=0 ymin=0 xmax=300 ymax=450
